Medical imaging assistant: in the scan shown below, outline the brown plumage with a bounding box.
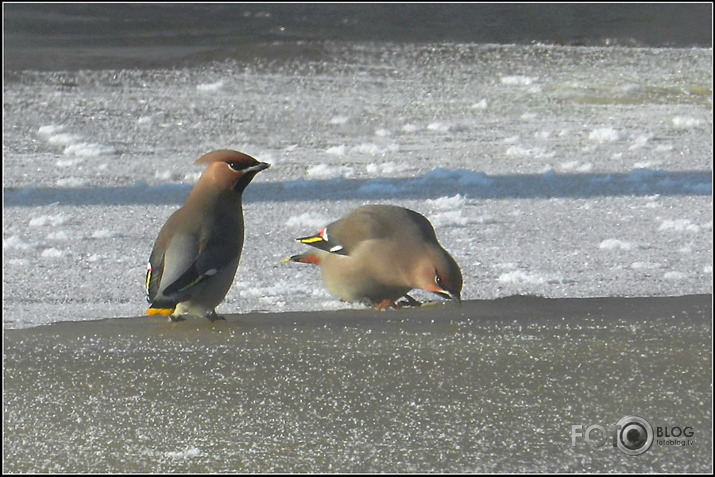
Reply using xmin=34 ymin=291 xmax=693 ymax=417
xmin=286 ymin=204 xmax=463 ymax=309
xmin=146 ymin=150 xmax=269 ymax=321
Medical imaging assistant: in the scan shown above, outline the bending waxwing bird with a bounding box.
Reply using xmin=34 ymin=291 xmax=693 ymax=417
xmin=145 ymin=149 xmax=269 ymax=321
xmin=285 ymin=204 xmax=463 ymax=310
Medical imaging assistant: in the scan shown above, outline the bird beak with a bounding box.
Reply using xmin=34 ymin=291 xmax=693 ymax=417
xmin=448 ymin=291 xmax=462 ymax=304
xmin=246 ymin=162 xmax=270 ymax=173
xmin=435 ymin=289 xmax=461 ymax=304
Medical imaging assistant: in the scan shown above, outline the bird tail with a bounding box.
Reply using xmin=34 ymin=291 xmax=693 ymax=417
xmin=282 ymin=252 xmax=322 ymax=265
xmin=295 ymin=230 xmax=346 ymax=255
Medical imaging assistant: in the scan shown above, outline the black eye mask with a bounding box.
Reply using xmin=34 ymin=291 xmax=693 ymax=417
xmin=227 ymin=161 xmax=252 ymax=172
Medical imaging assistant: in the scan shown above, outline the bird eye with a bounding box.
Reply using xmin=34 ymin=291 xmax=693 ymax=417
xmin=227 ymin=162 xmax=247 ymax=172
xmin=434 ymin=271 xmax=444 ymax=287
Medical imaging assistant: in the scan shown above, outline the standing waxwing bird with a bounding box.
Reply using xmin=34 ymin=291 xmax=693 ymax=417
xmin=145 ymin=149 xmax=270 ymax=321
xmin=285 ymin=204 xmax=463 ymax=310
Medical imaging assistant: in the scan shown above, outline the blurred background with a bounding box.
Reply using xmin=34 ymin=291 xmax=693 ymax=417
xmin=4 ymin=3 xmax=712 ymax=71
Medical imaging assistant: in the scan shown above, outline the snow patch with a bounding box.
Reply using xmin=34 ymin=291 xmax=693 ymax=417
xmin=91 ymin=229 xmax=119 ymax=239
xmin=325 ymin=145 xmax=347 ymax=155
xmin=37 ymin=125 xmax=65 ymax=136
xmin=47 ymin=133 xmax=83 ymax=146
xmin=56 ymin=158 xmax=85 ymax=168
xmin=329 ymin=115 xmax=350 ymax=125
xmin=598 ymin=239 xmax=635 ymax=250
xmin=672 ymin=116 xmax=705 ymax=129
xmin=560 ymin=161 xmax=594 ymax=172
xmin=506 ymin=146 xmax=555 ymax=159
xmin=658 ymin=219 xmax=701 ymax=233
xmin=471 ymin=99 xmax=488 ymax=109
xmin=431 ymin=210 xmax=471 ymax=227
xmin=588 ymin=128 xmax=625 ymax=143
xmin=154 ymin=170 xmax=183 ymax=181
xmin=629 ymin=133 xmax=653 ymax=150
xmin=196 ymin=80 xmax=224 ymax=91
xmin=427 ymin=122 xmax=466 ymax=133
xmin=326 ymin=143 xmax=399 ymax=157
xmin=365 ymin=162 xmax=408 ymax=175
xmin=46 ymin=231 xmax=74 ymax=241
xmin=56 ymin=177 xmax=91 ymax=187
xmin=352 ymin=143 xmax=400 ymax=156
xmin=498 ymin=270 xmax=546 ymax=285
xmin=29 ymin=214 xmax=69 ymax=227
xmin=3 ymin=236 xmax=39 ymax=250
xmin=426 ymin=195 xmax=467 ymax=210
xmin=500 ymin=76 xmax=537 ymax=85
xmin=631 ymin=261 xmax=662 ymax=270
xmin=165 ymin=447 xmax=202 ymax=459
xmin=374 ymin=128 xmax=391 ymax=137
xmin=401 ymin=124 xmax=420 ymax=133
xmin=63 ymin=143 xmax=117 ymax=157
xmin=41 ymin=248 xmax=64 ymax=258
xmin=38 ymin=124 xmax=116 ymax=157
xmin=306 ymin=164 xmax=354 ymax=179
xmin=285 ymin=213 xmax=330 ymax=229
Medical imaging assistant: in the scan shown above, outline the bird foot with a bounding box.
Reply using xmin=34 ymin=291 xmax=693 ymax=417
xmin=396 ymin=294 xmax=422 ymax=308
xmin=373 ymin=294 xmax=423 ymax=311
xmin=168 ymin=314 xmax=186 ymax=322
xmin=205 ymin=311 xmax=226 ymax=322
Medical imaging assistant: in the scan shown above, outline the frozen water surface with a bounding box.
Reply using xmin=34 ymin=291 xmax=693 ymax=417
xmin=4 ymin=296 xmax=712 ymax=473
xmin=3 ymin=43 xmax=712 ymax=328
xmin=3 ymin=41 xmax=713 ymax=472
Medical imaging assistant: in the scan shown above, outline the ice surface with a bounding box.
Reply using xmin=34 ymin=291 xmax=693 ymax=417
xmin=4 ymin=295 xmax=712 ymax=473
xmin=2 ymin=43 xmax=713 ymax=329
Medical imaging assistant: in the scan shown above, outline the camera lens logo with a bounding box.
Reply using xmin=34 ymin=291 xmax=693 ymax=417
xmin=615 ymin=416 xmax=654 ymax=456
xmin=571 ymin=415 xmax=655 ymax=456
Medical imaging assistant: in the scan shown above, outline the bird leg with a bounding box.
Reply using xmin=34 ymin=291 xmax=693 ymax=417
xmin=374 ymin=299 xmax=395 ymax=311
xmin=373 ymin=294 xmax=423 ymax=310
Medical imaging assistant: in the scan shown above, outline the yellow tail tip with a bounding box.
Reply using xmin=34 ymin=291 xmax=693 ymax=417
xmin=147 ymin=308 xmax=174 ymax=316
